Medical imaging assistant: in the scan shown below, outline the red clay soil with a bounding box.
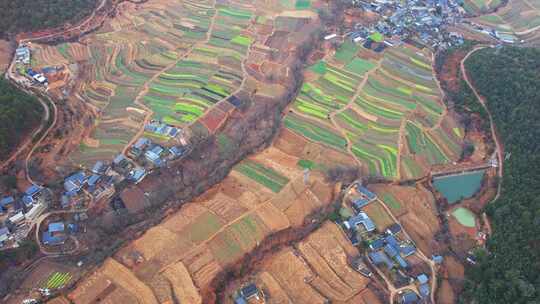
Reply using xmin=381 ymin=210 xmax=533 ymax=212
xmin=437 ymin=49 xmax=468 ymax=93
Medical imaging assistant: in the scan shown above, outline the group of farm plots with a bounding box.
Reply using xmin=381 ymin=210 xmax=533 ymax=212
xmin=69 ymin=144 xmax=336 ymax=302
xmin=32 ymin=0 xmax=256 ymax=167
xmin=142 ymin=48 xmax=245 ymax=126
xmin=462 ymin=0 xmax=502 ymax=15
xmin=139 ymin=2 xmax=255 ymax=126
xmin=284 ymin=43 xmax=462 ymax=180
xmin=472 ymin=0 xmax=540 ymax=41
xmin=246 ymin=222 xmax=381 ymax=304
xmin=284 ymin=42 xmax=377 ymax=153
xmin=370 ymin=184 xmax=441 ymax=256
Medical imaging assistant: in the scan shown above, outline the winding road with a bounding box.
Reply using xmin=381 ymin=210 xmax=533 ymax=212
xmin=460 ymin=46 xmax=504 ymax=202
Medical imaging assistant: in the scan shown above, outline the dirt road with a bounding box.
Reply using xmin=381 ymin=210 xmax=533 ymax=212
xmin=460 ymin=46 xmax=503 ymax=202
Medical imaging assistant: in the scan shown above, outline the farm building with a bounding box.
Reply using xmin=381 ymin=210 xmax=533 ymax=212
xmin=369 ymin=251 xmax=394 ymax=269
xmin=130 ymin=137 xmax=150 ymax=157
xmin=128 ymin=168 xmax=147 ymax=184
xmin=400 ymin=244 xmax=416 ymax=257
xmin=169 ymin=146 xmax=186 ymax=159
xmin=352 ymin=198 xmax=371 ymax=212
xmin=345 ymin=212 xmax=376 ymax=232
xmin=432 ymin=255 xmax=443 ymax=264
xmin=113 ymin=154 xmax=129 ymax=168
xmin=22 ymin=195 xmax=34 ymax=208
xmin=400 ymin=290 xmax=419 ymax=304
xmin=386 ymin=223 xmax=402 ymax=235
xmin=42 ymin=231 xmax=66 ymax=246
xmin=25 ymin=202 xmax=47 ymax=221
xmin=356 ymin=184 xmax=376 ymax=200
xmin=419 ymin=283 xmax=430 ymax=298
xmin=0 ymin=196 xmax=14 ymax=211
xmin=64 ymin=172 xmax=87 ymax=193
xmin=369 ymin=238 xmax=385 ymax=250
xmin=351 ymin=257 xmax=373 ymax=277
xmin=87 ymin=175 xmax=101 ymax=190
xmin=25 ymin=185 xmax=42 ymax=197
xmin=91 ymin=161 xmax=108 ymax=175
xmin=48 ymin=222 xmax=65 ymax=234
xmin=417 ymin=274 xmax=428 ymax=284
xmin=15 ymin=46 xmax=30 ymax=64
xmin=9 ymin=212 xmax=24 ymax=225
xmin=239 ymin=283 xmax=261 ymax=301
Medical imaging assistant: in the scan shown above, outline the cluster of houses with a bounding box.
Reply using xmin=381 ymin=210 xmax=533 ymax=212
xmin=463 ymin=20 xmax=521 ymax=44
xmin=42 ymin=220 xmax=80 ymax=246
xmin=15 ymin=45 xmax=31 ymax=64
xmin=145 ymin=121 xmax=187 ymax=144
xmin=341 ymin=183 xmax=432 ymax=303
xmin=14 ymin=45 xmax=49 ymax=86
xmin=343 ymin=184 xmax=378 ymax=245
xmin=351 ymin=0 xmax=466 ymax=49
xmin=0 ymin=185 xmax=50 ymax=250
xmin=127 ymin=136 xmax=187 ymax=169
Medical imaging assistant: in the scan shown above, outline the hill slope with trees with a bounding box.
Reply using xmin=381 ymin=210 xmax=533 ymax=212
xmin=463 ymin=47 xmax=540 ymax=303
xmin=0 ymin=78 xmax=43 ymax=160
xmin=0 ymin=0 xmax=97 ymax=37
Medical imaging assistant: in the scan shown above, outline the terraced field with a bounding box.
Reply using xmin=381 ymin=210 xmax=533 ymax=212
xmin=285 ymin=43 xmax=463 ymax=179
xmin=462 ymin=0 xmax=502 ymax=15
xmin=473 ymin=0 xmax=540 ymax=42
xmin=31 ymin=0 xmax=255 ymax=167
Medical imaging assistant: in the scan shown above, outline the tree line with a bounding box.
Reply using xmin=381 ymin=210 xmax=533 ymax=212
xmin=462 ymin=46 xmax=540 ymax=303
xmin=0 ymin=0 xmax=97 ymax=37
xmin=0 ymin=77 xmax=43 ymax=160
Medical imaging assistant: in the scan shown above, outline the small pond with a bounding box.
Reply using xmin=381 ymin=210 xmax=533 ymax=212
xmin=433 ymin=170 xmax=485 ymax=204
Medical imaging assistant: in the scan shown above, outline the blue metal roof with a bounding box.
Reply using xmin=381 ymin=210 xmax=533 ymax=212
xmin=22 ymin=195 xmax=34 ymax=207
xmin=25 ymin=185 xmax=41 ymax=196
xmin=113 ymin=154 xmax=126 ymax=165
xmin=92 ymin=161 xmax=105 ymax=174
xmin=385 ymin=235 xmax=399 ymax=248
xmin=419 ymin=284 xmax=430 ymax=297
xmin=234 ymin=297 xmax=247 ymax=304
xmin=400 ymin=245 xmax=416 ymax=257
xmin=0 ymin=227 xmax=9 ymax=236
xmin=417 ymin=274 xmax=429 ymax=284
xmin=356 ymin=185 xmax=376 ymax=199
xmin=432 ymin=255 xmax=443 ymax=264
xmin=240 ymin=283 xmax=259 ymax=299
xmin=369 ymin=251 xmax=393 ymax=269
xmin=42 ymin=231 xmax=65 ymax=245
xmin=87 ymin=175 xmax=101 ymax=186
xmin=48 ymin=222 xmax=65 ymax=233
xmin=0 ymin=196 xmax=14 ymax=207
xmin=401 ymin=291 xmax=419 ymax=304
xmin=369 ymin=238 xmax=385 ymax=250
xmin=395 ymin=255 xmax=408 ymax=268
xmin=169 ymin=146 xmax=185 ymax=157
xmin=384 ymin=243 xmax=399 ymax=258
xmin=133 ymin=137 xmax=150 ymax=150
xmin=352 ymin=198 xmax=370 ymax=211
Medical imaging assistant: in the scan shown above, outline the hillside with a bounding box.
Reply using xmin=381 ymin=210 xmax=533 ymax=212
xmin=0 ymin=0 xmax=97 ymax=36
xmin=0 ymin=78 xmax=42 ymax=160
xmin=463 ymin=47 xmax=540 ymax=303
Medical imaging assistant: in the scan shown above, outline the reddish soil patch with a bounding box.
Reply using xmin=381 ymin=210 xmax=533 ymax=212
xmin=0 ymin=39 xmax=13 ymax=73
xmin=199 ymin=107 xmax=227 ymax=133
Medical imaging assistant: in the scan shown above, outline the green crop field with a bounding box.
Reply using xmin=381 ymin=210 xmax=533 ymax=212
xmin=185 ymin=211 xmax=224 ymax=243
xmin=235 ymin=160 xmax=290 ymax=193
xmin=41 ymin=272 xmax=72 ymax=290
xmin=381 ymin=193 xmax=402 ymax=211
